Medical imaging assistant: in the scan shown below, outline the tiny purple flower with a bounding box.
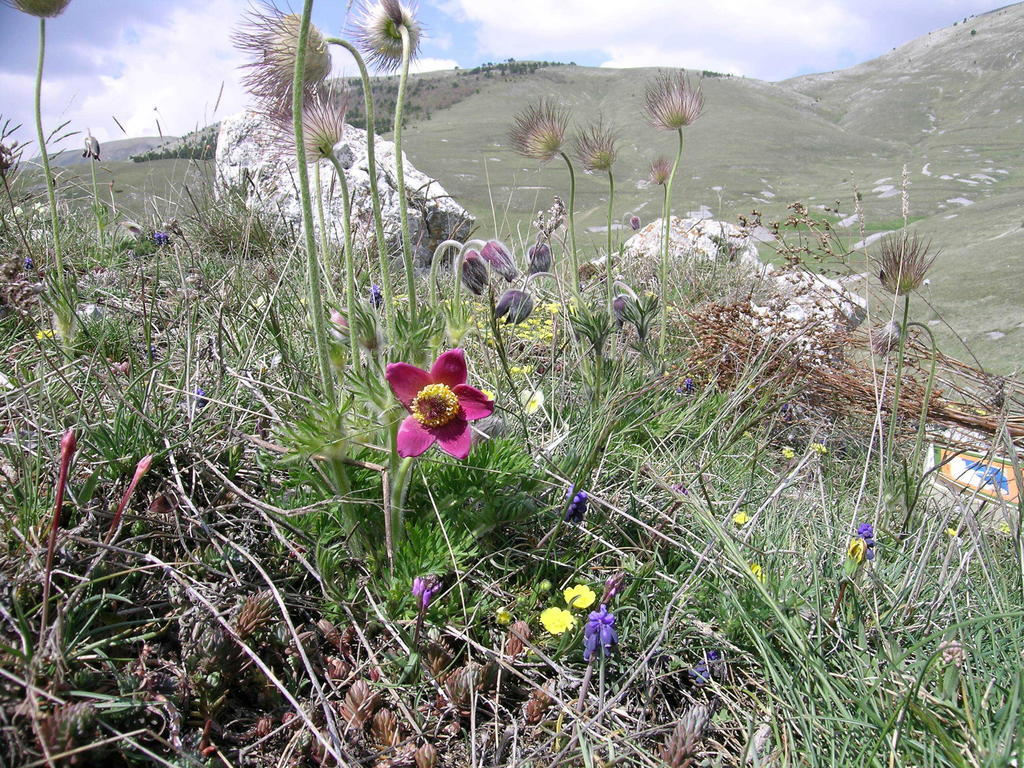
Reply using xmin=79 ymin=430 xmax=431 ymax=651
xmin=855 ymin=522 xmax=876 ymax=560
xmin=629 ymin=215 xmax=641 ymax=231
xmin=195 ymin=387 xmax=208 ymax=409
xmin=601 ymin=572 xmax=625 ymax=604
xmin=583 ymin=604 xmax=618 ymax=661
xmin=152 ymin=231 xmax=170 ymax=247
xmin=412 ymin=575 xmax=441 ymax=610
xmin=23 ymin=256 xmax=34 ymax=271
xmin=564 ymin=486 xmax=588 ymax=524
xmin=369 ymin=283 xmax=383 ymax=309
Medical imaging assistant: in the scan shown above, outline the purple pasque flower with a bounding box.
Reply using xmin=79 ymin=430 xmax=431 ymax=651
xmin=628 ymin=214 xmax=641 ymax=231
xmin=495 ymin=289 xmax=534 ymax=324
xmin=480 ymin=240 xmax=518 ymax=282
xmin=412 ymin=575 xmax=442 ymax=610
xmin=583 ymin=604 xmax=617 ymax=661
xmin=612 ymin=294 xmax=630 ymax=329
xmin=564 ymin=486 xmax=588 ymax=524
xmin=461 ymin=249 xmax=489 ymax=295
xmin=527 ymin=241 xmax=551 ymax=275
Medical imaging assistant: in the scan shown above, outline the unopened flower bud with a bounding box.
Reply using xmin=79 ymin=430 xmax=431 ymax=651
xmin=495 ymin=289 xmax=534 ymax=325
xmin=612 ymin=294 xmax=631 ymax=328
xmin=481 ymin=240 xmax=518 ymax=282
xmin=527 ymin=241 xmax=552 ymax=274
xmin=629 ymin=215 xmax=641 ymax=231
xmin=460 ymin=250 xmax=489 ymax=295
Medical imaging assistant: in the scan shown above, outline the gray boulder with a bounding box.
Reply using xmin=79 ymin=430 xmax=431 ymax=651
xmin=215 ymin=111 xmax=473 ymax=267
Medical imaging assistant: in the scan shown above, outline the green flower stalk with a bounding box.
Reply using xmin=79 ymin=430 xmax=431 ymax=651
xmin=643 ymin=72 xmax=703 ymax=361
xmin=326 ymin=38 xmax=395 ymax=335
xmin=574 ymin=120 xmax=617 ymax=312
xmin=510 ymin=100 xmax=575 ymax=296
xmin=33 ymin=17 xmax=63 ymax=277
xmin=353 ymin=0 xmax=423 ymax=322
xmin=290 ymin=0 xmax=335 ymax=401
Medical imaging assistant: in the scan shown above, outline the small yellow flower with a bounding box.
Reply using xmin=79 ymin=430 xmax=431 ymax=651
xmin=781 ymin=446 xmax=796 ymax=460
xmin=480 ymin=389 xmax=496 ymax=401
xmin=509 ymin=365 xmax=531 ymax=376
xmin=521 ymin=388 xmax=545 ymax=415
xmin=496 ymin=608 xmax=512 ymax=626
xmin=732 ymin=510 xmax=751 ymax=526
xmin=563 ymin=584 xmax=596 ymax=610
xmin=540 ymin=606 xmax=575 ymax=635
xmin=810 ymin=443 xmax=828 ymax=455
xmin=847 ymin=537 xmax=867 ymax=564
xmin=945 ymin=527 xmax=959 ymax=538
xmin=749 ymin=563 xmax=765 ymax=583
xmin=35 ymin=329 xmax=55 ymax=340
xmin=998 ymin=521 xmax=1012 ymax=535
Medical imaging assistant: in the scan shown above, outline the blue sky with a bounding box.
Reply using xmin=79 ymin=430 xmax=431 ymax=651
xmin=0 ymin=0 xmax=1006 ymax=148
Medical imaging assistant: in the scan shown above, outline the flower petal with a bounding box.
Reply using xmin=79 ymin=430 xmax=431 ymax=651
xmin=432 ymin=416 xmax=472 ymax=460
xmin=396 ymin=416 xmax=437 ymax=457
xmin=386 ymin=363 xmax=432 ymax=408
xmin=454 ymin=384 xmax=495 ymax=420
xmin=430 ymin=349 xmax=467 ymax=388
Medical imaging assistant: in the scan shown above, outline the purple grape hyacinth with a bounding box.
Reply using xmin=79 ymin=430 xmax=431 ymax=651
xmin=583 ymin=604 xmax=618 ymax=661
xmin=856 ymin=522 xmax=876 ymax=561
xmin=564 ymin=487 xmax=589 ymax=524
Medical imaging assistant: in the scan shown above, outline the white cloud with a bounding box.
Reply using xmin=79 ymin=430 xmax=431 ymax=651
xmin=408 ymin=57 xmax=459 ymax=74
xmin=1 ymin=0 xmax=256 ymax=150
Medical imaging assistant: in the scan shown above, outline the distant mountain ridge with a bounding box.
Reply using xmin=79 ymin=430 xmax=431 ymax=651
xmin=45 ymin=136 xmax=174 ymax=167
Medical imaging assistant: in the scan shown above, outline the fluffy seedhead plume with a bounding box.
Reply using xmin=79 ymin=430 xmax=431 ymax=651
xmin=649 ymin=156 xmax=672 ymax=186
xmin=869 ymin=321 xmax=901 ymax=356
xmin=354 ymin=0 xmax=422 ymax=73
xmin=510 ymin=100 xmax=570 ymax=163
xmin=877 ymin=230 xmax=935 ymax=295
xmin=643 ymin=72 xmax=704 ymax=131
xmin=3 ymin=0 xmax=72 ymax=17
xmin=234 ymin=3 xmax=332 ymax=111
xmin=574 ymin=120 xmax=617 ymax=172
xmin=276 ymin=85 xmax=351 ymax=161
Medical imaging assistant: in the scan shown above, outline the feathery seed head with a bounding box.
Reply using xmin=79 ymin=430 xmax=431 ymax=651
xmin=574 ymin=120 xmax=617 ymax=172
xmin=278 ymin=85 xmax=351 ymax=161
xmin=234 ymin=4 xmax=332 ymax=111
xmin=354 ymin=0 xmax=422 ymax=73
xmin=643 ymin=72 xmax=703 ymax=131
xmin=877 ymin=230 xmax=935 ymax=295
xmin=3 ymin=0 xmax=72 ymax=17
xmin=649 ymin=156 xmax=672 ymax=186
xmin=510 ymin=99 xmax=570 ymax=163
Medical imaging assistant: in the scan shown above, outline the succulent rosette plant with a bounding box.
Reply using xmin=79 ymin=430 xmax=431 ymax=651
xmin=385 ymin=349 xmax=494 ymax=459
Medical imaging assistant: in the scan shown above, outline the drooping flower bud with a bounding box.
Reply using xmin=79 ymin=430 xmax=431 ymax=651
xmin=460 ymin=250 xmax=489 ymax=295
xmin=494 ymin=289 xmax=534 ymax=325
xmin=480 ymin=240 xmax=518 ymax=282
xmin=527 ymin=241 xmax=551 ymax=274
xmin=629 ymin=215 xmax=641 ymax=231
xmin=612 ymin=294 xmax=631 ymax=328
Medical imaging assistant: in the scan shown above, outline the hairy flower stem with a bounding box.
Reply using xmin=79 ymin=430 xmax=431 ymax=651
xmin=559 ymin=151 xmax=579 ymax=299
xmin=658 ymin=128 xmax=684 ymax=362
xmin=292 ymin=0 xmax=335 ymax=403
xmin=885 ymin=293 xmax=911 ymax=468
xmin=605 ymin=170 xmax=615 ymax=310
xmin=88 ymin=157 xmax=102 ymax=243
xmin=34 ymin=19 xmax=63 ymax=279
xmin=327 ymin=38 xmax=395 ymax=336
xmin=328 ymin=153 xmax=361 ymax=368
xmin=394 ymin=25 xmax=417 ymax=322
xmin=313 ymin=162 xmax=336 ymax=302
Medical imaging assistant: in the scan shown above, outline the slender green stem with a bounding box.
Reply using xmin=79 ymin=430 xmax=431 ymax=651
xmin=313 ymin=161 xmax=336 ymax=303
xmin=429 ymin=238 xmax=463 ymax=305
xmin=88 ymin=157 xmax=102 ymax=243
xmin=34 ymin=18 xmax=62 ymax=277
xmin=605 ymin=169 xmax=615 ymax=312
xmin=885 ymin=293 xmax=911 ymax=468
xmin=292 ymin=0 xmax=335 ymax=402
xmin=328 ymin=153 xmax=360 ymax=370
xmin=394 ymin=25 xmax=417 ymax=321
xmin=327 ymin=38 xmax=395 ymax=336
xmin=659 ymin=128 xmax=684 ymax=361
xmin=560 ymin=151 xmax=579 ymax=300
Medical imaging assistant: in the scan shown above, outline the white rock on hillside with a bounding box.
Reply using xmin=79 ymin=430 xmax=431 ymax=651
xmin=215 ymin=111 xmax=473 ymax=267
xmin=623 ymin=215 xmax=866 ymax=331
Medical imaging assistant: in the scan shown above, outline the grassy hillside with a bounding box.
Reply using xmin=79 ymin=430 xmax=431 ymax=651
xmin=43 ymin=136 xmax=175 ymax=167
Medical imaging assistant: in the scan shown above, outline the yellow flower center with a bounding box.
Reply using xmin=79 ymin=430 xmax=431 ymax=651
xmin=411 ymin=383 xmax=460 ymax=428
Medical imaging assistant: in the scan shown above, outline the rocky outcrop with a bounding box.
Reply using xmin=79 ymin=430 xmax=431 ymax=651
xmin=623 ymin=215 xmax=866 ymax=333
xmin=215 ymin=111 xmax=473 ymax=267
